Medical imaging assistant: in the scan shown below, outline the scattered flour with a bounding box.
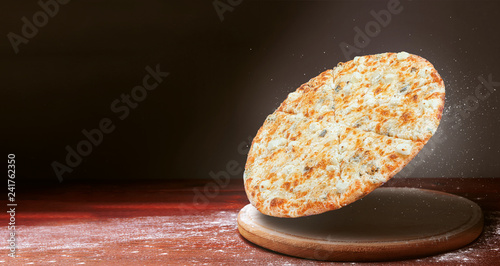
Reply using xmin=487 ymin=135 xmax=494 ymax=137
xmin=1 ymin=210 xmax=498 ymax=264
xmin=419 ymin=211 xmax=500 ymax=264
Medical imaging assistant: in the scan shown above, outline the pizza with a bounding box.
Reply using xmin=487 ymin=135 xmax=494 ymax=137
xmin=244 ymin=52 xmax=445 ymax=217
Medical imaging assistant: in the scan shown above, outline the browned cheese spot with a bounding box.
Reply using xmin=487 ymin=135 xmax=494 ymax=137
xmin=431 ymin=72 xmax=441 ymax=84
xmin=282 ymin=182 xmax=291 ymax=191
xmin=401 ymin=111 xmax=413 ymax=125
xmin=381 ymin=109 xmax=389 ymax=116
xmin=270 ymin=198 xmax=285 ymax=208
xmin=266 ymin=172 xmax=277 ymax=182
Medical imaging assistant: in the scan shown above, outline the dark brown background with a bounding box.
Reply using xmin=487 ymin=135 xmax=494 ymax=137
xmin=1 ymin=0 xmax=499 ymax=184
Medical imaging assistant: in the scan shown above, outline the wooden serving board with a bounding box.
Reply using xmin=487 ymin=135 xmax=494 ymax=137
xmin=238 ymin=187 xmax=483 ymax=261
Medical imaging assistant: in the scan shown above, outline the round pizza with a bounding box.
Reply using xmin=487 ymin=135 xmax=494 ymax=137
xmin=244 ymin=52 xmax=445 ymax=217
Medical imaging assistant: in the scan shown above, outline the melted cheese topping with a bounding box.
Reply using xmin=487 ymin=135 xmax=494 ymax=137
xmin=245 ymin=52 xmax=444 ymax=217
xmin=333 ymin=52 xmax=445 ymax=142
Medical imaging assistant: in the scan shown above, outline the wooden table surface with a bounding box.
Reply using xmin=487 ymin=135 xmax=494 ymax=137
xmin=2 ymin=178 xmax=500 ymax=265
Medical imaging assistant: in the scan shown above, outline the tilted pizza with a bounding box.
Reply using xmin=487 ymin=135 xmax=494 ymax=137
xmin=244 ymin=52 xmax=445 ymax=217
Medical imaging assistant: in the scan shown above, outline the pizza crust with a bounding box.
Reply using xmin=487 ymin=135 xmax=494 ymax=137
xmin=244 ymin=52 xmax=445 ymax=217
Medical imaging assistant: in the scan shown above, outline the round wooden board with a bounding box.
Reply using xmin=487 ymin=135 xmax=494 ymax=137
xmin=237 ymin=187 xmax=483 ymax=261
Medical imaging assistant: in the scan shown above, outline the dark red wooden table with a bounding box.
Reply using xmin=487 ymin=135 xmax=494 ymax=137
xmin=3 ymin=178 xmax=500 ymax=265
